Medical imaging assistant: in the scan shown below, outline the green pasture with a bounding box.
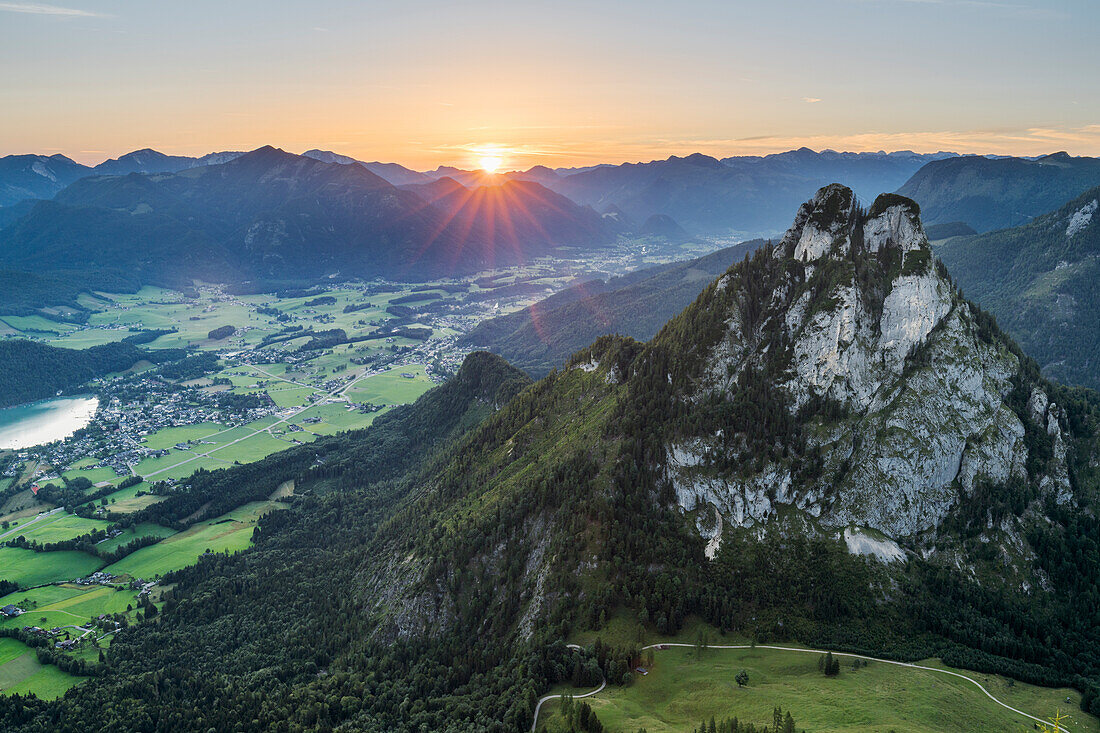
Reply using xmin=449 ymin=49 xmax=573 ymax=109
xmin=539 ymin=645 xmax=1097 ymax=733
xmin=0 ymin=547 xmax=102 ymax=588
xmin=344 ymin=365 xmax=432 ymax=406
xmin=0 ymin=583 xmax=136 ymax=631
xmin=104 ymin=501 xmax=283 ymax=578
xmin=0 ymin=638 xmax=84 ymax=699
xmin=1 ymin=513 xmax=111 ymax=545
xmin=140 ymin=423 xmax=228 ymax=450
xmin=94 ymin=522 xmax=176 ymax=552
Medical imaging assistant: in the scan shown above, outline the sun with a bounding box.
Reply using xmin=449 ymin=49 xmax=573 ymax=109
xmin=478 ymin=153 xmax=504 ymax=173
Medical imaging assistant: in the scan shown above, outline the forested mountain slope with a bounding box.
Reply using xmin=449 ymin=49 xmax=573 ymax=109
xmin=5 ymin=190 xmax=1100 ymax=732
xmin=0 ymin=340 xmax=154 ymax=408
xmin=897 ymin=152 xmax=1100 ymax=232
xmin=935 ymin=185 xmax=1100 ymax=390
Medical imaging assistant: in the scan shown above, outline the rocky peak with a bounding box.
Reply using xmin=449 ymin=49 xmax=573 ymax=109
xmin=776 ymin=183 xmax=858 ymax=261
xmin=776 ymin=185 xmax=927 ymax=264
xmin=657 ymin=184 xmax=1077 ymax=554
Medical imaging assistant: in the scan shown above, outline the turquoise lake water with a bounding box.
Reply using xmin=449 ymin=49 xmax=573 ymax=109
xmin=0 ymin=396 xmax=98 ymax=450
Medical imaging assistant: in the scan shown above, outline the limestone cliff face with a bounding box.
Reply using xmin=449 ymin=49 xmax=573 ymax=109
xmin=662 ymin=185 xmax=1076 ymax=548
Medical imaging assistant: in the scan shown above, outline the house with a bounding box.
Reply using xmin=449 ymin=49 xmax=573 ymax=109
xmin=0 ymin=605 xmax=23 ymax=617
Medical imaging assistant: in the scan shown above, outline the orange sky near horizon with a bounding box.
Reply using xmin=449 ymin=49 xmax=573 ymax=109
xmin=2 ymin=0 xmax=1099 ymax=171
xmin=24 ymin=125 xmax=1100 ymax=172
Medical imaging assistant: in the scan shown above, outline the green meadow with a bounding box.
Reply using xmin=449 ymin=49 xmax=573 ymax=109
xmin=345 ymin=366 xmax=433 ymax=405
xmin=140 ymin=423 xmax=228 ymax=450
xmin=104 ymin=501 xmax=283 ymax=579
xmin=94 ymin=523 xmax=176 ymax=552
xmin=539 ymin=644 xmax=1097 ymax=733
xmin=98 ymin=481 xmax=164 ymax=514
xmin=0 ymin=547 xmax=101 ymax=588
xmin=1 ymin=512 xmax=109 ymax=545
xmin=0 ymin=638 xmax=84 ymax=699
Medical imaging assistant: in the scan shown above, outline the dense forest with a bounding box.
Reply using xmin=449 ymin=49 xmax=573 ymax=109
xmin=0 ymin=340 xmax=153 ymax=408
xmin=0 ymin=268 xmax=140 ymax=314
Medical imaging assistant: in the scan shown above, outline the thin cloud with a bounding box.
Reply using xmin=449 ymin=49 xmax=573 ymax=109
xmin=850 ymin=0 xmax=1064 ymax=19
xmin=0 ymin=2 xmax=101 ymax=16
xmin=802 ymin=97 xmax=822 ymax=104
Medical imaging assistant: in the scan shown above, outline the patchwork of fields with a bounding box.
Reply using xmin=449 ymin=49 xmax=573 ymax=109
xmin=0 ymin=280 xmax=489 ymax=698
xmin=0 ymin=500 xmax=283 ymax=697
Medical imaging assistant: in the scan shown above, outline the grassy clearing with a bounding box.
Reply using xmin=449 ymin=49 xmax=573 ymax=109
xmin=267 ymin=386 xmax=317 ymax=408
xmin=293 ymin=402 xmax=388 ymax=435
xmin=269 ymin=480 xmax=295 ymax=500
xmin=140 ymin=423 xmax=228 ymax=450
xmin=0 ymin=638 xmax=84 ymax=699
xmin=100 ymin=481 xmax=164 ymax=514
xmin=95 ymin=522 xmax=176 ymax=552
xmin=132 ymin=451 xmax=226 ymax=481
xmin=345 ymin=365 xmax=433 ymax=406
xmin=539 ymin=645 xmax=1097 ymax=733
xmin=207 ymin=431 xmax=293 ymax=463
xmin=3 ymin=513 xmax=111 ymax=545
xmin=0 ymin=490 xmax=49 ymax=525
xmin=0 ymin=547 xmax=102 ymax=588
xmin=59 ymin=458 xmax=119 ymax=488
xmin=104 ymin=501 xmax=283 ymax=579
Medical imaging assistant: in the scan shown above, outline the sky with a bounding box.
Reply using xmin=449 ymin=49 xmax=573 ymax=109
xmin=2 ymin=0 xmax=1099 ymax=170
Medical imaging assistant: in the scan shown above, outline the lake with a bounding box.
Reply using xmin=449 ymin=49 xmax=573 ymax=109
xmin=0 ymin=396 xmax=99 ymax=450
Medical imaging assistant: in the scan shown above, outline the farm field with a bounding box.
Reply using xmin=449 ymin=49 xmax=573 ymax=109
xmin=59 ymin=459 xmax=118 ymax=487
xmin=140 ymin=423 xmax=228 ymax=450
xmin=98 ymin=481 xmax=164 ymax=514
xmin=2 ymin=512 xmax=111 ymax=545
xmin=95 ymin=522 xmax=176 ymax=552
xmin=0 ymin=638 xmax=83 ymax=699
xmin=0 ymin=584 xmax=136 ymax=632
xmin=344 ymin=365 xmax=433 ymax=405
xmin=538 ymin=644 xmax=1097 ymax=733
xmin=294 ymin=402 xmax=392 ymax=435
xmin=104 ymin=501 xmax=284 ymax=579
xmin=0 ymin=547 xmax=101 ymax=588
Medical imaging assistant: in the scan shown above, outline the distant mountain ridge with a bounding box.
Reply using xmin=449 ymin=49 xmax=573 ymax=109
xmin=0 ymin=146 xmax=615 ymax=287
xmin=301 ymin=149 xmax=432 ymax=186
xmin=289 ymin=147 xmax=962 ymax=236
xmin=90 ymin=148 xmax=243 ymax=176
xmin=897 ymin=152 xmax=1100 ymax=232
xmin=0 ymin=149 xmax=244 ymax=207
xmin=0 ymin=153 xmax=92 ymax=207
xmin=533 ymin=148 xmax=957 ymax=236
